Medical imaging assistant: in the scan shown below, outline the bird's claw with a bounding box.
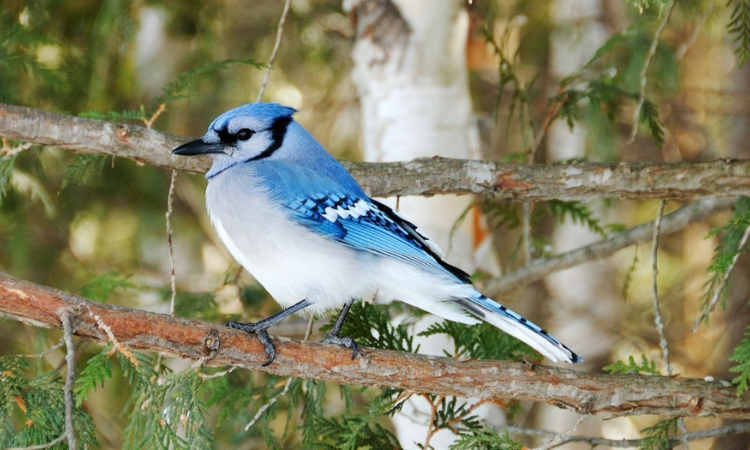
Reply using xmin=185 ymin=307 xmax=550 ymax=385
xmin=323 ymin=334 xmax=359 ymax=360
xmin=227 ymin=321 xmax=276 ymax=366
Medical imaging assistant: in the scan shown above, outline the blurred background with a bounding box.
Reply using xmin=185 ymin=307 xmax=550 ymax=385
xmin=1 ymin=0 xmax=749 ymax=448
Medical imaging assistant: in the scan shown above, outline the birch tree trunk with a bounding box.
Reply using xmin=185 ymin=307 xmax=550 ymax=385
xmin=347 ymin=0 xmax=490 ymax=446
xmin=539 ymin=0 xmax=618 ymax=444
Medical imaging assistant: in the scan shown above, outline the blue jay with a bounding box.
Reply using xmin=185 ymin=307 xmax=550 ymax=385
xmin=173 ymin=103 xmax=582 ymax=366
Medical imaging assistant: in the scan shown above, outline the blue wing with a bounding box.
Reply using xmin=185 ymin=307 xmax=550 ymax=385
xmin=285 ymin=193 xmax=471 ymax=284
xmin=253 ymin=160 xmax=470 ymax=283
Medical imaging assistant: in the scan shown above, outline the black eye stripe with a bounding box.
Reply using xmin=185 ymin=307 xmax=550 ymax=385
xmin=216 ymin=127 xmax=235 ymax=145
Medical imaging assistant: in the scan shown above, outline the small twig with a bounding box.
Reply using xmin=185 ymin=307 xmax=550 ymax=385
xmin=484 ymin=198 xmax=736 ymax=295
xmin=675 ymin=2 xmax=714 ymax=61
xmin=532 ymin=414 xmax=587 ymax=450
xmin=243 ymin=314 xmax=315 ymax=431
xmin=12 ymin=337 xmax=65 ymax=359
xmin=86 ymin=305 xmax=137 ymax=365
xmin=198 ymin=366 xmax=236 ymax=380
xmin=506 ymin=421 xmax=750 ymax=448
xmin=255 ymin=0 xmax=293 ymax=102
xmin=648 ymin=201 xmax=687 ymax=443
xmin=143 ymin=103 xmax=166 ymax=130
xmin=651 ymin=200 xmax=672 ymax=375
xmin=1 ymin=137 xmax=34 ymax=156
xmin=522 ymin=203 xmax=533 ymax=263
xmin=166 ymin=170 xmax=178 ymax=316
xmin=5 ymin=434 xmax=67 ymax=450
xmin=693 ymin=221 xmax=750 ymax=331
xmin=422 ymin=394 xmax=444 ymax=449
xmin=60 ymin=309 xmax=77 ymax=450
xmin=629 ymin=0 xmax=677 ymax=143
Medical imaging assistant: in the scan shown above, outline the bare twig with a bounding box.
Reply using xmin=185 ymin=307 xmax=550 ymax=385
xmin=484 ymin=198 xmax=736 ymax=295
xmin=2 ymin=271 xmax=749 ymax=418
xmin=166 ymin=170 xmax=178 ymax=316
xmin=522 ymin=203 xmax=533 ymax=263
xmin=693 ymin=222 xmax=750 ymax=331
xmin=675 ymin=2 xmax=715 ymax=61
xmin=3 ymin=104 xmax=750 ymax=200
xmin=532 ymin=414 xmax=587 ymax=450
xmin=12 ymin=337 xmax=65 ymax=359
xmin=1 ymin=137 xmax=34 ymax=156
xmin=506 ymin=421 xmax=750 ymax=448
xmin=255 ymin=0 xmax=293 ymax=102
xmin=243 ymin=316 xmax=314 ymax=431
xmin=651 ymin=201 xmax=672 ymax=376
xmin=143 ymin=103 xmax=167 ymax=130
xmin=629 ymin=0 xmax=677 ymax=143
xmin=5 ymin=434 xmax=67 ymax=450
xmin=60 ymin=309 xmax=77 ymax=450
xmin=84 ymin=305 xmax=137 ymax=366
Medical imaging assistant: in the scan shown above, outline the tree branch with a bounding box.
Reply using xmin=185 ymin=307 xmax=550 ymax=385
xmin=1 ymin=271 xmax=749 ymax=419
xmin=483 ymin=198 xmax=736 ymax=295
xmin=2 ymin=103 xmax=750 ymax=200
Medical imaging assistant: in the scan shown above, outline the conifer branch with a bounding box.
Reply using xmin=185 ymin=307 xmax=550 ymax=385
xmin=2 ymin=270 xmax=750 ymax=419
xmin=483 ymin=197 xmax=736 ymax=294
xmin=2 ymin=103 xmax=750 ymax=200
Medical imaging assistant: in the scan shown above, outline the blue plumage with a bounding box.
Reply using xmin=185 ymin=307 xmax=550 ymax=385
xmin=173 ymin=103 xmax=582 ymax=365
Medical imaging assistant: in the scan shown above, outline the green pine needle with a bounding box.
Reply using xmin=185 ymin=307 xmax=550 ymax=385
xmin=728 ymin=0 xmax=750 ymax=68
xmin=59 ymin=153 xmax=108 ymax=191
xmin=730 ymin=324 xmax=750 ymax=395
xmin=74 ymin=349 xmax=114 ymax=407
xmin=638 ymin=417 xmax=680 ymax=450
xmin=603 ymin=354 xmax=661 ymax=376
xmin=547 ymin=200 xmax=607 ymax=236
xmin=451 ymin=427 xmax=522 ymax=450
xmin=0 ymin=154 xmax=17 ymax=197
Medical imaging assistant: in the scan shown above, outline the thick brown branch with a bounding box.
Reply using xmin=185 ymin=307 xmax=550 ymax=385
xmin=1 ymin=271 xmax=748 ymax=419
xmin=2 ymin=103 xmax=750 ymax=200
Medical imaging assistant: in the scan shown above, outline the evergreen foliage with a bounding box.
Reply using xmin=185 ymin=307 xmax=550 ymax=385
xmin=603 ymin=354 xmax=660 ymax=375
xmin=0 ymin=154 xmax=17 ymax=197
xmin=728 ymin=0 xmax=750 ymax=67
xmin=74 ymin=348 xmax=114 ymax=407
xmin=60 ymin=154 xmax=109 ymax=191
xmin=637 ymin=417 xmax=680 ymax=450
xmin=79 ymin=272 xmax=136 ymax=303
xmin=699 ymin=197 xmax=750 ymax=322
xmin=729 ymin=323 xmax=750 ymax=395
xmin=0 ymin=356 xmax=98 ymax=449
xmin=451 ymin=428 xmax=522 ymax=450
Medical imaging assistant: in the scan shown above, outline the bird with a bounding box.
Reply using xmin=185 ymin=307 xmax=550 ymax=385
xmin=172 ymin=103 xmax=582 ymax=366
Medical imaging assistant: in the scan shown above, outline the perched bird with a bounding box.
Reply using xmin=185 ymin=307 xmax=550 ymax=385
xmin=173 ymin=103 xmax=582 ymax=366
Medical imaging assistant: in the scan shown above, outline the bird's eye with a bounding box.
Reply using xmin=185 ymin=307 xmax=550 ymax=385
xmin=237 ymin=129 xmax=254 ymax=141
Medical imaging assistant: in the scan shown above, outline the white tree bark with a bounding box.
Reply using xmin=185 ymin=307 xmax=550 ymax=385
xmin=348 ymin=0 xmax=490 ymax=446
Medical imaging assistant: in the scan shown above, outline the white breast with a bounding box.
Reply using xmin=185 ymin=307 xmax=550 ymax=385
xmin=205 ymin=169 xmax=377 ymax=315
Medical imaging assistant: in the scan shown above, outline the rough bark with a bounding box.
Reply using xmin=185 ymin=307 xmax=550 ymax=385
xmin=1 ymin=270 xmax=749 ymax=419
xmin=2 ymin=103 xmax=750 ymax=201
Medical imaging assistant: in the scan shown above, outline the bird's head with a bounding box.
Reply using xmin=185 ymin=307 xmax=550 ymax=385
xmin=172 ymin=103 xmax=297 ymax=165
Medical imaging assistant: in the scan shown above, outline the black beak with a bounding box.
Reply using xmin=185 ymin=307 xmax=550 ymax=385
xmin=172 ymin=138 xmax=226 ymax=156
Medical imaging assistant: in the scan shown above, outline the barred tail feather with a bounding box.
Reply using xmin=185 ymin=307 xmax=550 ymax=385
xmin=455 ymin=292 xmax=582 ymax=364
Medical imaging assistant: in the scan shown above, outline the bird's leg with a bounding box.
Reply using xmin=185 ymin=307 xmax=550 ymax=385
xmin=227 ymin=299 xmax=311 ymax=366
xmin=323 ymin=298 xmax=359 ymax=359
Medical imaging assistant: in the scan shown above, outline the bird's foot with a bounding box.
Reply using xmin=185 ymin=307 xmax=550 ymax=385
xmin=227 ymin=321 xmax=276 ymax=366
xmin=323 ymin=333 xmax=359 ymax=360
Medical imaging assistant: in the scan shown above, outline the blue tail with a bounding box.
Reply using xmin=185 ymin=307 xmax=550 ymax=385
xmin=455 ymin=292 xmax=582 ymax=363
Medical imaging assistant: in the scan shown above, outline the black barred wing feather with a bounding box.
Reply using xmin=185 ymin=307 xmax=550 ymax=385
xmin=285 ymin=193 xmax=470 ymax=283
